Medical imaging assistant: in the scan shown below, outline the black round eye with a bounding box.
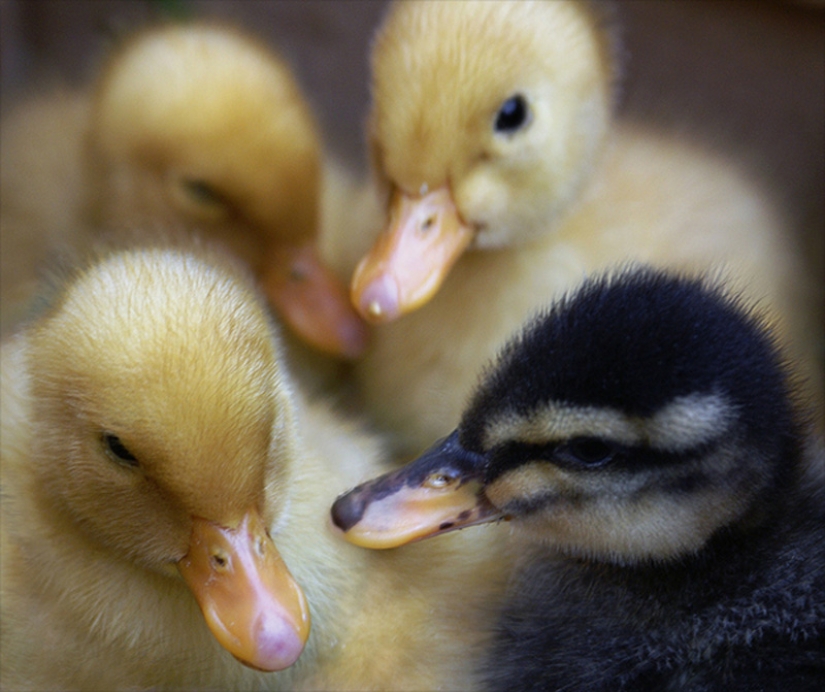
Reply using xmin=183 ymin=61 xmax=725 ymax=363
xmin=103 ymin=433 xmax=138 ymax=467
xmin=494 ymin=94 xmax=530 ymax=134
xmin=563 ymin=438 xmax=615 ymax=466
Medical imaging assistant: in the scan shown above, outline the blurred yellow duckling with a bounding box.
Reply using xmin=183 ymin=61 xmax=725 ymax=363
xmin=1 ymin=21 xmax=367 ymax=358
xmin=343 ymin=0 xmax=821 ymax=455
xmin=0 ymin=240 xmax=507 ymax=691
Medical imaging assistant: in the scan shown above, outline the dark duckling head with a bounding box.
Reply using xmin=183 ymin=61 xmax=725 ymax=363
xmin=332 ymin=267 xmax=802 ymax=561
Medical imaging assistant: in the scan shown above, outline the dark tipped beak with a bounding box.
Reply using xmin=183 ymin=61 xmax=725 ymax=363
xmin=330 ymin=432 xmax=503 ymax=549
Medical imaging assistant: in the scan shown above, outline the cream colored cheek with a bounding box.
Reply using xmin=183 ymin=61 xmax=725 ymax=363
xmin=458 ymin=175 xmax=525 ymax=250
xmin=69 ymin=486 xmax=190 ymax=564
xmin=518 ymin=487 xmax=750 ymax=563
xmin=485 ymin=464 xmax=576 ymax=510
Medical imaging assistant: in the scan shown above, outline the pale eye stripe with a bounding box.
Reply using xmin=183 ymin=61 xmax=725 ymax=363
xmin=646 ymin=393 xmax=733 ymax=452
xmin=481 ymin=393 xmax=732 ymax=453
xmin=482 ymin=404 xmax=643 ymax=450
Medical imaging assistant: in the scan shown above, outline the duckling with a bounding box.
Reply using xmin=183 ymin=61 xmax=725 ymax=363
xmin=342 ymin=0 xmax=821 ymax=455
xmin=88 ymin=21 xmax=372 ymax=360
xmin=1 ymin=21 xmax=367 ymax=358
xmin=0 ymin=240 xmax=507 ymax=690
xmin=332 ymin=267 xmax=825 ymax=690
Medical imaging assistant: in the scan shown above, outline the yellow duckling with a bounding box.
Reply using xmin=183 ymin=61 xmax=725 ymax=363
xmin=1 ymin=21 xmax=367 ymax=358
xmin=0 ymin=240 xmax=507 ymax=690
xmin=343 ymin=0 xmax=822 ymax=455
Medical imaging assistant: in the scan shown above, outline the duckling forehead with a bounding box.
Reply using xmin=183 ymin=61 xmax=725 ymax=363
xmin=35 ymin=251 xmax=286 ymax=516
xmin=99 ymin=26 xmax=305 ymax=142
xmin=370 ymin=0 xmax=609 ymax=190
xmin=479 ymin=394 xmax=734 ymax=454
xmin=57 ymin=251 xmax=280 ymax=416
xmin=462 ymin=270 xmax=794 ymax=456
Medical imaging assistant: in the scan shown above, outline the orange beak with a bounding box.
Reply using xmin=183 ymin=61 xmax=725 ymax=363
xmin=350 ymin=186 xmax=474 ymax=323
xmin=177 ymin=510 xmax=310 ymax=671
xmin=263 ymin=242 xmax=369 ymax=359
xmin=330 ymin=431 xmax=503 ymax=549
xmin=331 ymin=475 xmax=499 ymax=550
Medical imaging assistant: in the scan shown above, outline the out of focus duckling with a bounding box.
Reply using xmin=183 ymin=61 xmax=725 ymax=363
xmin=343 ymin=0 xmax=821 ymax=455
xmin=333 ymin=267 xmax=825 ymax=690
xmin=0 ymin=241 xmax=506 ymax=690
xmin=1 ymin=21 xmax=367 ymax=358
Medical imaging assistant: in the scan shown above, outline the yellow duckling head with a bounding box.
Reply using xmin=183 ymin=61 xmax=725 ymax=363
xmin=87 ymin=22 xmax=367 ymax=358
xmin=351 ymin=0 xmax=617 ymax=322
xmin=26 ymin=247 xmax=310 ymax=671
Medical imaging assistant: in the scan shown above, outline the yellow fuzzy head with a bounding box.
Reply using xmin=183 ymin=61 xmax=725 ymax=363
xmin=88 ymin=23 xmax=321 ymax=267
xmin=369 ymin=0 xmax=616 ymax=248
xmin=27 ymin=248 xmax=296 ymax=568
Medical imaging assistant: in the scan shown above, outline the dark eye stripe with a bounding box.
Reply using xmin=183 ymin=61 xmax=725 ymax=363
xmin=501 ymin=493 xmax=560 ymax=518
xmin=485 ymin=438 xmax=718 ymax=485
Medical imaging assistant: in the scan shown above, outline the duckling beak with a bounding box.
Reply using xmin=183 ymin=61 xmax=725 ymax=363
xmin=263 ymin=242 xmax=369 ymax=359
xmin=350 ymin=186 xmax=474 ymax=323
xmin=330 ymin=431 xmax=502 ymax=549
xmin=177 ymin=510 xmax=311 ymax=672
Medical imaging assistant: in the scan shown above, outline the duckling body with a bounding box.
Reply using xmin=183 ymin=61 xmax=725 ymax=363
xmin=0 ymin=242 xmax=506 ymax=690
xmin=333 ymin=268 xmax=825 ymax=690
xmin=345 ymin=0 xmax=821 ymax=456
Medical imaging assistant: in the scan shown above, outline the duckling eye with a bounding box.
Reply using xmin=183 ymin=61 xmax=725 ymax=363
xmin=494 ymin=94 xmax=530 ymax=134
xmin=102 ymin=433 xmax=139 ymax=468
xmin=181 ymin=179 xmax=225 ymax=208
xmin=561 ymin=437 xmax=615 ymax=466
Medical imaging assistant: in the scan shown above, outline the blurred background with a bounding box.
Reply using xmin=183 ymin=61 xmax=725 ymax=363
xmin=1 ymin=0 xmax=823 ymax=285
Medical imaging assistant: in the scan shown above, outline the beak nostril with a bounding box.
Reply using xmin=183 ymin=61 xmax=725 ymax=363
xmin=424 ymin=470 xmax=458 ymax=489
xmin=420 ymin=215 xmax=435 ymax=232
xmin=210 ymin=551 xmax=229 ymax=570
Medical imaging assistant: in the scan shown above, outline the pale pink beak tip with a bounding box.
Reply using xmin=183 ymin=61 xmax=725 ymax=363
xmin=357 ymin=273 xmax=401 ymax=323
xmin=253 ymin=612 xmax=306 ymax=671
